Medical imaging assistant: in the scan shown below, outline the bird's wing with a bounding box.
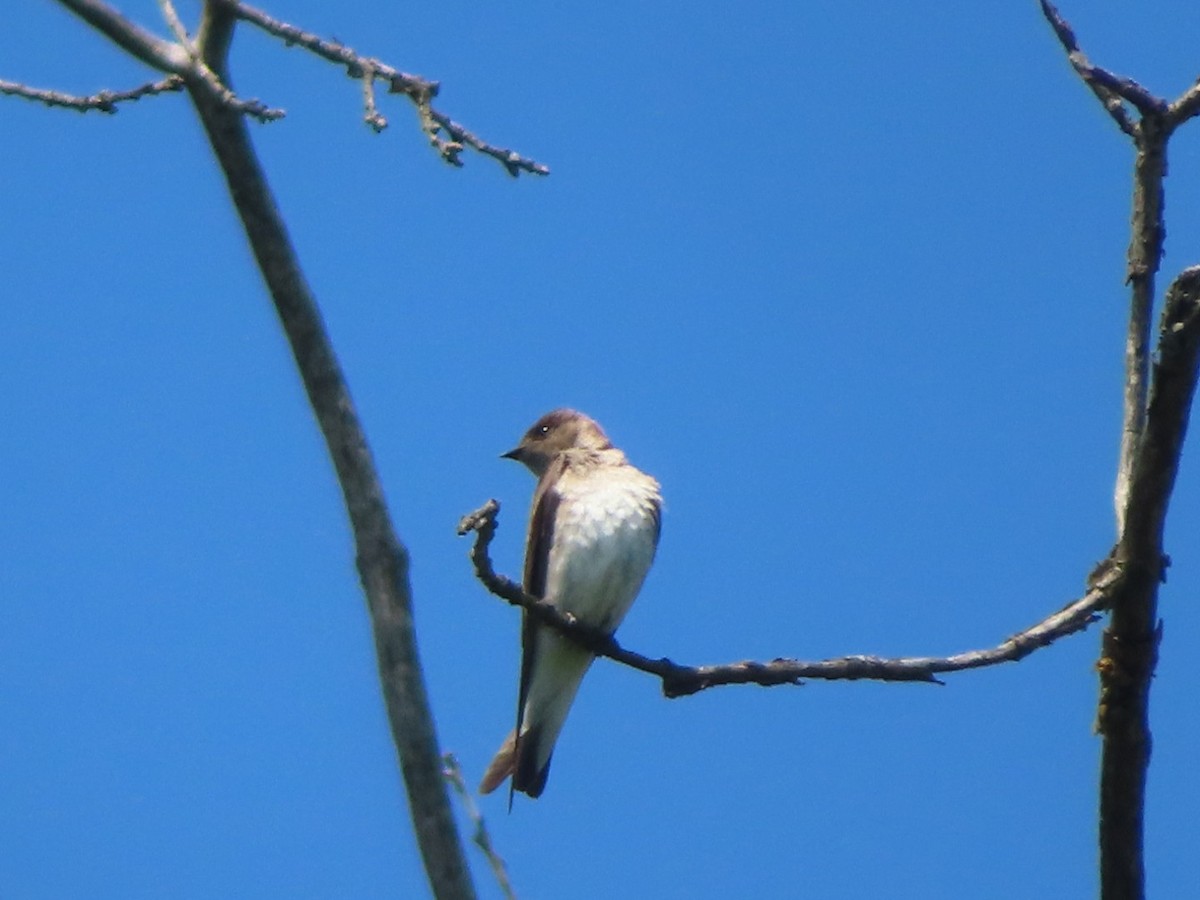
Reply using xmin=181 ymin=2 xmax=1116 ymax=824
xmin=511 ymin=466 xmax=563 ymax=798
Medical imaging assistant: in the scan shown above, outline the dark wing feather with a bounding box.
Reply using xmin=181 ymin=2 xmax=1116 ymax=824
xmin=511 ymin=468 xmax=562 ymax=798
xmin=648 ymin=492 xmax=663 ymax=548
xmin=524 ymin=478 xmax=559 ymax=600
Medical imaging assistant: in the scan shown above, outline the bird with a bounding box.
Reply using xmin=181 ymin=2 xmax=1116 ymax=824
xmin=479 ymin=409 xmax=662 ymax=799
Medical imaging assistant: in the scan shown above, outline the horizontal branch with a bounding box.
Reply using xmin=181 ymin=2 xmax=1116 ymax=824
xmin=0 ymin=76 xmax=183 ymax=113
xmin=218 ymin=0 xmax=549 ymax=175
xmin=457 ymin=500 xmax=1119 ymax=698
xmin=214 ymin=0 xmax=435 ymax=97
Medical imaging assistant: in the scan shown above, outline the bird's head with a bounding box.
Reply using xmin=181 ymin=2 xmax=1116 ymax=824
xmin=502 ymin=409 xmax=613 ymax=476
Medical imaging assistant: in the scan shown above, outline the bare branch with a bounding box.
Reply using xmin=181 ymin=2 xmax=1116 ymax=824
xmin=1166 ymin=78 xmax=1200 ymax=127
xmin=155 ymin=0 xmax=194 ymax=52
xmin=55 ymin=0 xmax=188 ymax=74
xmin=442 ymin=754 xmax=517 ymax=900
xmin=197 ymin=0 xmax=237 ymax=79
xmin=361 ymin=62 xmax=388 ymax=133
xmin=1043 ymin=15 xmax=1200 ymax=895
xmin=1038 ymin=1 xmax=1170 ymax=541
xmin=213 ymin=0 xmax=435 ymax=96
xmin=457 ymin=501 xmax=1117 ymax=698
xmin=0 ymin=76 xmax=183 ymax=113
xmin=1111 ymin=116 xmax=1167 ymax=537
xmin=216 ymin=0 xmax=549 ymax=175
xmin=50 ymin=0 xmax=544 ymax=169
xmin=51 ymin=0 xmax=548 ymax=890
xmin=52 ymin=0 xmax=282 ymax=122
xmin=1021 ymin=9 xmax=1200 ymax=899
xmin=155 ymin=0 xmax=283 ymax=123
xmin=1038 ymin=0 xmax=1164 ymax=136
xmin=1098 ymin=267 xmax=1200 ymax=900
xmin=180 ymin=20 xmax=475 ymax=900
xmin=428 ymin=109 xmax=548 ymax=177
xmin=1122 ymin=272 xmax=1200 ymax=552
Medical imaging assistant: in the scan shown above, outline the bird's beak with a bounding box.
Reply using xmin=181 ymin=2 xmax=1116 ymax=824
xmin=501 ymin=446 xmax=524 ymax=462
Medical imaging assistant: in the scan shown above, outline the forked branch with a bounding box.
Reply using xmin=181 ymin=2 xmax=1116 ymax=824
xmin=1039 ymin=5 xmax=1200 ymax=900
xmin=9 ymin=0 xmax=547 ymax=175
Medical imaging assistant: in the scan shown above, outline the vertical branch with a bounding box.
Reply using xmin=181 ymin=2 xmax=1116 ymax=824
xmin=186 ymin=99 xmax=476 ymax=899
xmin=1036 ymin=0 xmax=1171 ymax=536
xmin=1115 ymin=119 xmax=1168 ymax=534
xmin=185 ymin=70 xmax=478 ymax=900
xmin=187 ymin=4 xmax=476 ymax=897
xmin=1098 ymin=270 xmax=1200 ymax=900
xmin=1038 ymin=6 xmax=1200 ymax=900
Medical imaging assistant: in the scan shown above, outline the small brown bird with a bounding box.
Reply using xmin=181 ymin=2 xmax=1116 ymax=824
xmin=480 ymin=409 xmax=662 ymax=799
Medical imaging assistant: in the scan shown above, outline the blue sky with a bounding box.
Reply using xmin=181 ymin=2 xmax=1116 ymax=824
xmin=3 ymin=1 xmax=1199 ymax=897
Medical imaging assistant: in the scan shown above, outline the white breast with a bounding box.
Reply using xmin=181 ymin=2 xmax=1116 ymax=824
xmin=544 ymin=465 xmax=660 ymax=633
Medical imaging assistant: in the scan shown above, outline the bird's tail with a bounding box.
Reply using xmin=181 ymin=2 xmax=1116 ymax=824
xmin=479 ymin=633 xmax=594 ymax=798
xmin=479 ymin=729 xmax=517 ymax=795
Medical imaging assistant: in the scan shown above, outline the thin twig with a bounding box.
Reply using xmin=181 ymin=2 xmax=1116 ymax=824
xmin=361 ymin=62 xmax=388 ymax=133
xmin=155 ymin=0 xmax=194 ymax=53
xmin=216 ymin=0 xmax=548 ymax=175
xmin=212 ymin=0 xmax=436 ymax=96
xmin=0 ymin=76 xmax=183 ymax=113
xmin=457 ymin=501 xmax=1118 ymax=698
xmin=429 ymin=110 xmax=545 ymax=177
xmin=443 ymin=754 xmax=518 ymax=900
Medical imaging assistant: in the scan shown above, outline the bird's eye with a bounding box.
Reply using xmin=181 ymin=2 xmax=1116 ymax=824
xmin=538 ymin=425 xmax=550 ymax=437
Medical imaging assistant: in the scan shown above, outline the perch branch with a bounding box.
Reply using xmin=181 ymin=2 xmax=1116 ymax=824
xmin=457 ymin=500 xmax=1119 ymax=698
